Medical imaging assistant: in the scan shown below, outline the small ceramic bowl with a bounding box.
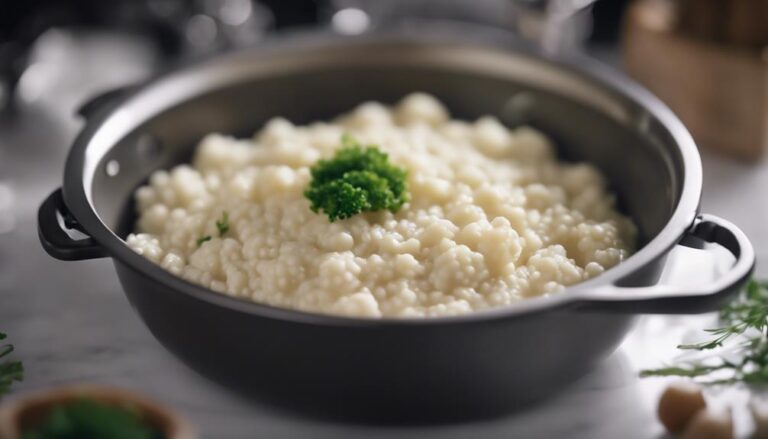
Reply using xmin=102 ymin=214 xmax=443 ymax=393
xmin=0 ymin=385 xmax=197 ymax=439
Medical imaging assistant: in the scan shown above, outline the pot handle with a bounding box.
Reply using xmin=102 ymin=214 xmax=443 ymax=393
xmin=576 ymin=213 xmax=755 ymax=314
xmin=38 ymin=189 xmax=107 ymax=261
xmin=76 ymin=85 xmax=135 ymax=120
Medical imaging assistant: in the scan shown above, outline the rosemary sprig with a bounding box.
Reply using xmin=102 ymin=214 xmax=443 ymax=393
xmin=640 ymin=279 xmax=768 ymax=385
xmin=0 ymin=331 xmax=23 ymax=397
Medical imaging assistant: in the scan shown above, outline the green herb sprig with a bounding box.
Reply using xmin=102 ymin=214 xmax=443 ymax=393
xmin=215 ymin=211 xmax=229 ymax=236
xmin=641 ymin=279 xmax=768 ymax=385
xmin=196 ymin=211 xmax=230 ymax=247
xmin=0 ymin=331 xmax=23 ymax=397
xmin=304 ymin=134 xmax=409 ymax=222
xmin=22 ymin=398 xmax=163 ymax=439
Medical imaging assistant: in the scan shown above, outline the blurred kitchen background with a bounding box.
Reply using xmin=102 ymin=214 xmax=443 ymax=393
xmin=0 ymin=0 xmax=630 ymax=119
xmin=2 ymin=0 xmax=768 ymax=153
xmin=1 ymin=1 xmax=768 ymax=436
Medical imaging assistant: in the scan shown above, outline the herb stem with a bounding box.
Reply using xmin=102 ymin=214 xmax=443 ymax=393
xmin=641 ymin=279 xmax=768 ymax=386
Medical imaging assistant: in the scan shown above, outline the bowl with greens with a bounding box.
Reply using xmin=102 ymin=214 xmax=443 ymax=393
xmin=0 ymin=386 xmax=195 ymax=439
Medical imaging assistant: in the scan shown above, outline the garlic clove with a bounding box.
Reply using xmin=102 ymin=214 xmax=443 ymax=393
xmin=680 ymin=407 xmax=734 ymax=439
xmin=658 ymin=381 xmax=707 ymax=434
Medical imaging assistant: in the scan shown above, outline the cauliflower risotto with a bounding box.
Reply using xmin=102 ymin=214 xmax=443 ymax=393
xmin=126 ymin=93 xmax=636 ymax=318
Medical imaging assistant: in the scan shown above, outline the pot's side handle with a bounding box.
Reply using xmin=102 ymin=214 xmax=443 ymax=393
xmin=76 ymin=85 xmax=136 ymax=120
xmin=38 ymin=189 xmax=107 ymax=261
xmin=576 ymin=214 xmax=755 ymax=314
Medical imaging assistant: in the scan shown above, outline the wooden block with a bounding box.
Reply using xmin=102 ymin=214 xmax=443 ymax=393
xmin=723 ymin=0 xmax=768 ymax=47
xmin=623 ymin=0 xmax=768 ymax=160
xmin=677 ymin=0 xmax=768 ymax=47
xmin=677 ymin=0 xmax=726 ymax=41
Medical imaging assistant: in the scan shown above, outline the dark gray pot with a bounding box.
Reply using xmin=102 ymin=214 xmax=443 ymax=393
xmin=37 ymin=34 xmax=754 ymax=422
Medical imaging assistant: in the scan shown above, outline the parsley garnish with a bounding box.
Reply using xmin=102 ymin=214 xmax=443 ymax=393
xmin=304 ymin=134 xmax=408 ymax=222
xmin=196 ymin=235 xmax=211 ymax=247
xmin=641 ymin=279 xmax=768 ymax=385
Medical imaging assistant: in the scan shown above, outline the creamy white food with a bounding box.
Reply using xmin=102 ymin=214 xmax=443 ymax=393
xmin=127 ymin=93 xmax=636 ymax=318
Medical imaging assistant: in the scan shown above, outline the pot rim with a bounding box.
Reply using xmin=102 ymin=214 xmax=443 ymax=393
xmin=59 ymin=32 xmax=702 ymax=326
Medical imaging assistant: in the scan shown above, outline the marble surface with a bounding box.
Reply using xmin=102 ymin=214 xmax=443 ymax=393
xmin=1 ymin=56 xmax=767 ymax=439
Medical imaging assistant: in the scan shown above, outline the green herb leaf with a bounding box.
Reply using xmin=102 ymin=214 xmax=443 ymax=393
xmin=196 ymin=235 xmax=212 ymax=247
xmin=216 ymin=211 xmax=229 ymax=237
xmin=304 ymin=135 xmax=409 ymax=222
xmin=196 ymin=212 xmax=230 ymax=246
xmin=640 ymin=279 xmax=768 ymax=385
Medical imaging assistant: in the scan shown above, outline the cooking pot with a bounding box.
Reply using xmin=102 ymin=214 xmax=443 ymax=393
xmin=37 ymin=34 xmax=754 ymax=422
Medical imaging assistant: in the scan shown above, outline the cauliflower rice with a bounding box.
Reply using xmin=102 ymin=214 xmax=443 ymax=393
xmin=127 ymin=93 xmax=636 ymax=318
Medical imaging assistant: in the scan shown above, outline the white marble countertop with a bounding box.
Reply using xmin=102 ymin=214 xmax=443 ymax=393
xmin=1 ymin=49 xmax=766 ymax=438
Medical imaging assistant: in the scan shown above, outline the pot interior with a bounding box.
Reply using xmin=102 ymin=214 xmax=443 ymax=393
xmin=83 ymin=41 xmax=684 ymax=259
